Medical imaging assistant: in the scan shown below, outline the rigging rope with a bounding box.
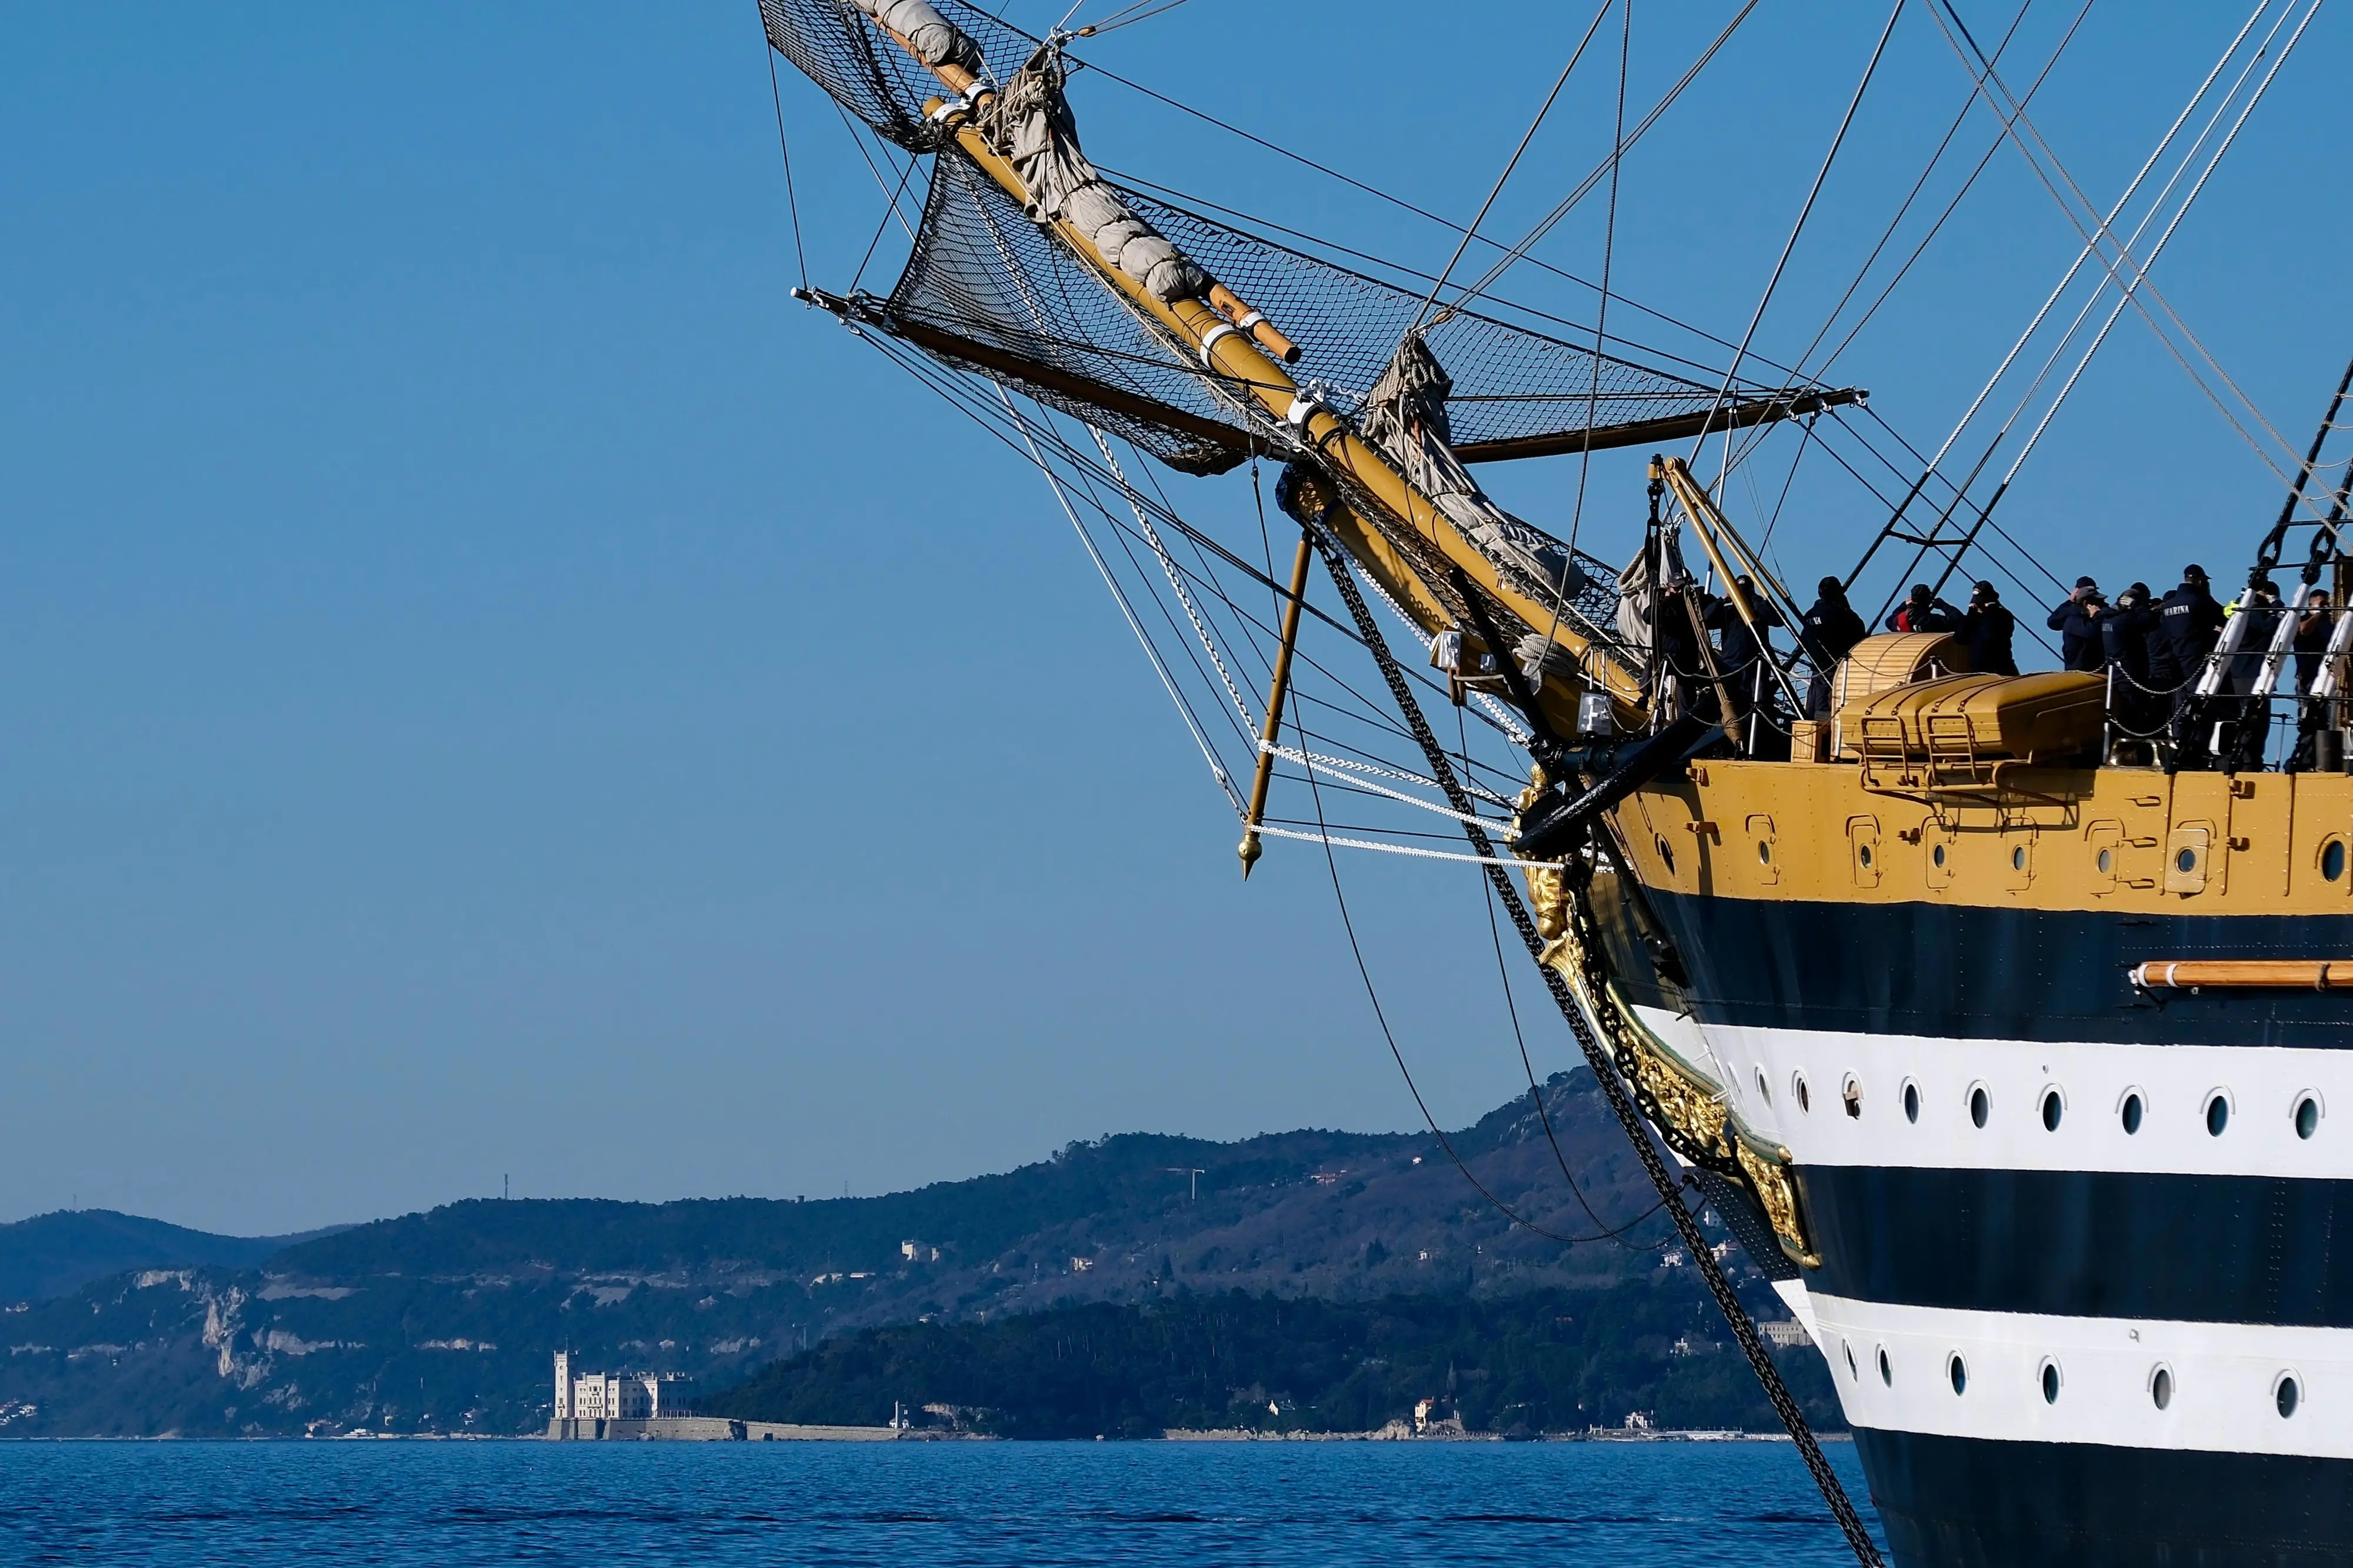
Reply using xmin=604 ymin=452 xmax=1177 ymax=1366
xmin=1443 ymin=0 xmax=1763 ymax=321
xmin=1860 ymin=0 xmax=2319 ymax=616
xmin=1565 ymin=0 xmax=1632 ymax=564
xmin=1067 ymin=61 xmax=1761 ymax=363
xmin=1695 ymin=0 xmax=1906 ymax=491
xmin=1294 ymin=693 xmax=1669 ymax=1250
xmin=1465 ymin=703 xmax=1667 ymax=1249
xmin=1955 ymin=0 xmax=2324 ymax=505
xmin=1923 ymin=0 xmax=2322 ymax=514
xmin=1086 ymin=425 xmax=1260 ymax=729
xmin=1305 ymin=522 xmax=1884 ymax=1567
xmin=1411 ymin=0 xmax=1619 ymax=333
xmin=765 ymin=34 xmax=810 ymax=291
xmin=997 ymin=384 xmax=1245 ymax=812
xmin=1725 ymin=0 xmax=2084 ymax=479
xmin=1853 ymin=0 xmax=2258 ymax=589
xmin=1941 ymin=0 xmax=2315 ymax=475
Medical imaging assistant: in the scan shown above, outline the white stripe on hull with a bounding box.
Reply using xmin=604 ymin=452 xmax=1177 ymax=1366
xmin=1797 ymin=1289 xmax=2353 ymax=1459
xmin=1634 ymin=1006 xmax=2353 ymax=1177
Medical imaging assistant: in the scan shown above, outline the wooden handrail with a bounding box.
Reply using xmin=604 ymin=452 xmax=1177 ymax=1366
xmin=2130 ymin=960 xmax=2353 ymax=991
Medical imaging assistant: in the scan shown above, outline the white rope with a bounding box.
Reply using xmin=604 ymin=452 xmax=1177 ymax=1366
xmin=1993 ymin=0 xmax=2322 ymax=497
xmin=1897 ymin=0 xmax=2272 ymax=526
xmin=1262 ymin=742 xmax=1517 ymax=830
xmin=1472 ymin=690 xmax=1534 ymax=747
xmin=1251 ymin=822 xmax=1559 ymax=871
xmin=1086 ymin=426 xmax=1262 ymax=730
xmin=998 ymin=385 xmax=1245 ymax=813
xmin=1274 ymin=733 xmax=1509 ymax=803
xmin=1309 ymin=521 xmax=1537 ymax=749
xmin=1958 ymin=6 xmax=2314 ymax=479
xmin=1928 ymin=0 xmax=2325 ymax=507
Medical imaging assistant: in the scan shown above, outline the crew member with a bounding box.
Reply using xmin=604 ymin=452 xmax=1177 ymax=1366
xmin=1961 ymin=582 xmax=2018 ymax=676
xmin=1885 ymin=583 xmax=1962 ymax=634
xmin=2155 ymin=564 xmax=2225 ymax=767
xmin=1798 ymin=576 xmax=1867 ymax=718
xmin=1706 ymin=574 xmax=1787 ymax=741
xmin=2047 ymin=578 xmax=2107 ymax=672
xmin=2294 ymin=588 xmax=2336 ymax=769
xmin=2101 ymin=583 xmax=2159 ymax=736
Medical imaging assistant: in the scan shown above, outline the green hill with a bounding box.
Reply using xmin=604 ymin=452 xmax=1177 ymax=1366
xmin=0 ymin=1073 xmax=1801 ymax=1437
xmin=705 ymin=1286 xmax=1836 ymax=1439
xmin=0 ymin=1210 xmax=345 ymax=1303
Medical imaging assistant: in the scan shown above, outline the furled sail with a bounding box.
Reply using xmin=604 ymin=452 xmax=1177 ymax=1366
xmin=1358 ymin=331 xmax=1587 ymax=606
xmin=766 ymin=0 xmax=1853 ymax=703
xmin=762 ymin=0 xmax=1851 ymax=473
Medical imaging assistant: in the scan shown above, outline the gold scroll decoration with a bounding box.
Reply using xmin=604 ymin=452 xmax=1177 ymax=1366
xmin=1518 ymin=790 xmax=1819 ymax=1269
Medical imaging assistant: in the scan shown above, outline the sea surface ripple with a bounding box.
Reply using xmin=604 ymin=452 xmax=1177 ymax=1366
xmin=0 ymin=1438 xmax=1889 ymax=1565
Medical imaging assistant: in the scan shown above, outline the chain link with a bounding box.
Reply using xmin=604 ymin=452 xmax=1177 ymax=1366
xmin=1309 ymin=532 xmax=1884 ymax=1568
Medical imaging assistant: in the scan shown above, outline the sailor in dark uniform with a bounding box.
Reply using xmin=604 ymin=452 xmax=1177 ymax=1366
xmin=1961 ymin=581 xmax=2018 ymax=676
xmin=2155 ymin=564 xmax=2225 ymax=768
xmin=1798 ymin=576 xmax=1867 ymax=719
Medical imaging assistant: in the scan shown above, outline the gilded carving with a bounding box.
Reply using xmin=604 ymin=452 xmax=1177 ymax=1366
xmin=1517 ymin=790 xmax=1818 ymax=1267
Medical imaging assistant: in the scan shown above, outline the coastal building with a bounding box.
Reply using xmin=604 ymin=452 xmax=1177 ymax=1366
xmin=553 ymin=1353 xmax=692 ymax=1423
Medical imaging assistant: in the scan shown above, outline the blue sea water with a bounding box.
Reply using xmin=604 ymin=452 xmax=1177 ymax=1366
xmin=0 ymin=1439 xmax=1889 ymax=1565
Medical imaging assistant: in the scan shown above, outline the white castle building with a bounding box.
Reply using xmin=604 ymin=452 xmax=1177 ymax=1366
xmin=554 ymin=1352 xmax=691 ymax=1423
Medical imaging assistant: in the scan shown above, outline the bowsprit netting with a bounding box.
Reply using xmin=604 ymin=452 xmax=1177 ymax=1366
xmin=1135 ymin=189 xmax=1762 ymax=456
xmin=880 ymin=145 xmax=1816 ymax=476
xmin=886 ymin=151 xmax=1268 ymax=475
xmin=758 ymin=0 xmax=1038 ymax=154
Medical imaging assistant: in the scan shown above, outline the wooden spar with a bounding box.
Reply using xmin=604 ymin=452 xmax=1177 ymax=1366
xmin=2131 ymin=960 xmax=2353 ymax=990
xmin=1207 ymin=282 xmax=1301 ymax=365
xmin=821 ymin=295 xmax=1259 ymax=472
xmin=1238 ymin=531 xmax=1317 ymax=876
xmin=1455 ymin=388 xmax=1861 ymax=465
xmin=884 ymin=78 xmax=1642 ymax=730
xmin=1657 ymin=456 xmax=1808 ymax=718
xmin=1681 ymin=585 xmax=1739 ymax=736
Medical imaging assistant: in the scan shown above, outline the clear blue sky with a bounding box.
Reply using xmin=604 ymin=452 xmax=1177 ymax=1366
xmin=4 ymin=2 xmax=2345 ymax=1235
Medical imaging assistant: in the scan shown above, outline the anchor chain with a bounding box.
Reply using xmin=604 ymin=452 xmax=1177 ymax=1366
xmin=1299 ymin=516 xmax=1884 ymax=1568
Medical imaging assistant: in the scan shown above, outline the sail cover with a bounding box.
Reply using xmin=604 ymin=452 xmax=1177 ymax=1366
xmin=763 ymin=0 xmax=1843 ymax=481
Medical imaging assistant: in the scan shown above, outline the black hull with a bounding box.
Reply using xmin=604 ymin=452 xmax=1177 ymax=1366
xmin=1859 ymin=1430 xmax=2353 ymax=1568
xmin=1624 ymin=886 xmax=2353 ymax=1047
xmin=1584 ymin=870 xmax=2353 ymax=1567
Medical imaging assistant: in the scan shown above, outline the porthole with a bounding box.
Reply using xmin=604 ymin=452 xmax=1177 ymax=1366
xmin=2325 ymin=839 xmax=2347 ymax=883
xmin=1969 ymin=1083 xmax=1990 ymax=1129
xmin=2012 ymin=845 xmax=2028 ymax=872
xmin=2206 ymin=1091 xmax=2232 ymax=1137
xmin=1843 ymin=1340 xmax=1858 ymax=1381
xmin=2149 ymin=1365 xmax=2174 ymax=1410
xmin=1657 ymin=836 xmax=1676 ymax=874
xmin=2120 ymin=1090 xmax=2145 ymax=1135
xmin=1755 ymin=1066 xmax=1771 ymax=1106
xmin=2297 ymin=1093 xmax=2323 ymax=1140
xmin=1794 ymin=1073 xmax=1812 ymax=1115
xmin=2177 ymin=846 xmax=2199 ymax=875
xmin=1877 ymin=1346 xmax=1892 ymax=1387
xmin=1932 ymin=843 xmax=1948 ymax=869
xmin=1902 ymin=1080 xmax=1921 ymax=1123
xmin=1948 ymin=1353 xmax=1968 ymax=1395
xmin=2041 ymin=1087 xmax=2064 ymax=1132
xmin=1858 ymin=843 xmax=1874 ymax=869
xmin=1758 ymin=839 xmax=1772 ymax=865
xmin=2097 ymin=847 xmax=2114 ymax=875
xmin=2276 ymin=1372 xmax=2302 ymax=1419
xmin=2039 ymin=1359 xmax=2061 ymax=1405
xmin=1842 ymin=1075 xmax=1863 ymax=1120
